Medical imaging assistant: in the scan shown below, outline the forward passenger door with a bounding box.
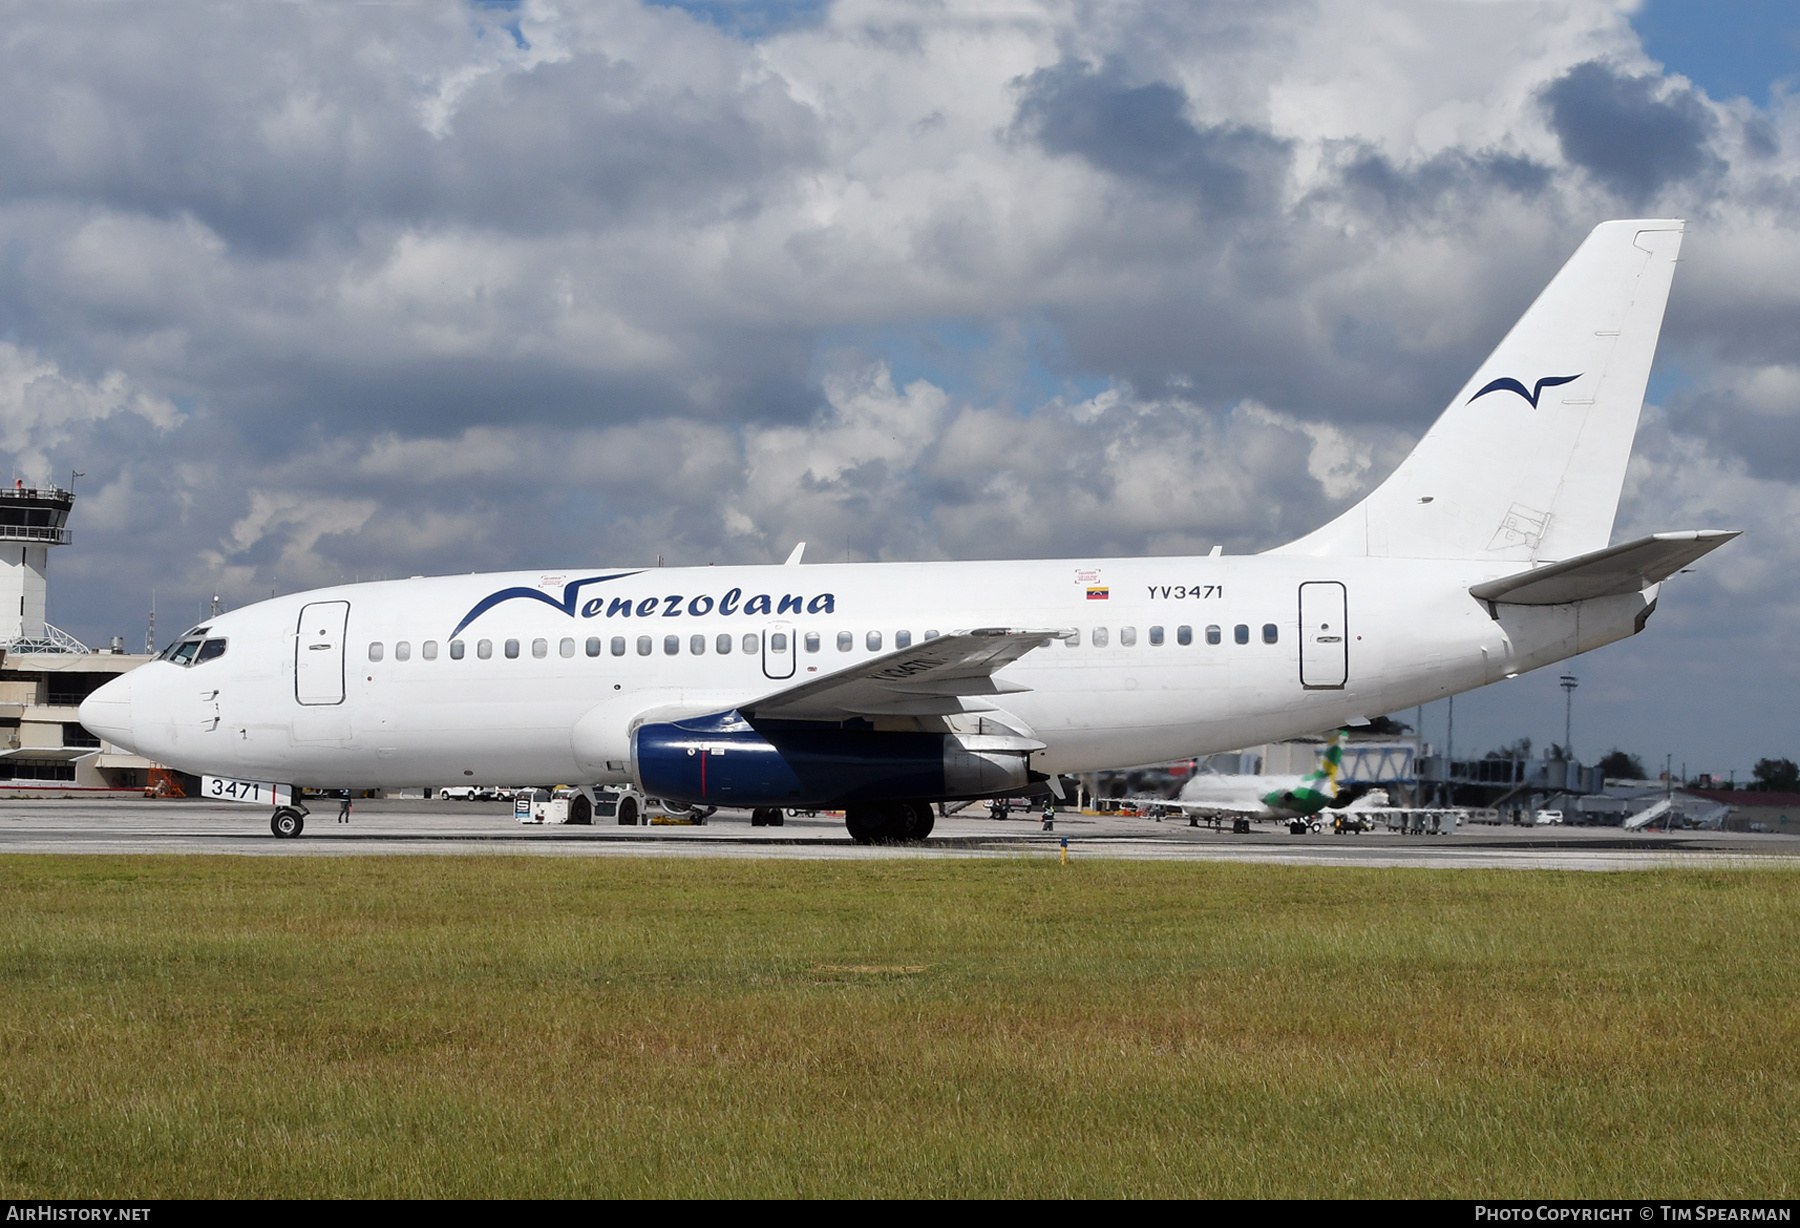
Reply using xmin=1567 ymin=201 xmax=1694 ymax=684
xmin=295 ymin=601 xmax=349 ymax=705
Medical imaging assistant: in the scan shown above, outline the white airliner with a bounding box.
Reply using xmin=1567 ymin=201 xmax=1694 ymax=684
xmin=81 ymin=219 xmax=1736 ymax=842
xmin=1172 ymin=732 xmax=1353 ymax=823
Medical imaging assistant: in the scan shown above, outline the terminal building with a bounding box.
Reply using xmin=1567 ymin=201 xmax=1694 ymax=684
xmin=0 ymin=482 xmax=161 ymax=795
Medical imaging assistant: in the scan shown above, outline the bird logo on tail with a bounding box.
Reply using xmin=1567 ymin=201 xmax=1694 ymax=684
xmin=1468 ymin=374 xmax=1582 ymax=410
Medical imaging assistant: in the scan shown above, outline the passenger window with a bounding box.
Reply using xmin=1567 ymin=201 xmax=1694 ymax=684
xmin=585 ymin=637 xmax=601 ymax=658
xmin=1093 ymin=627 xmax=1109 ymax=647
xmin=195 ymin=638 xmax=227 ymax=663
xmin=477 ymin=639 xmax=493 ymax=659
xmin=924 ymin=630 xmax=939 ymax=640
xmin=611 ymin=637 xmax=626 ymax=657
xmin=895 ymin=630 xmax=912 ymax=649
xmin=804 ymin=631 xmax=820 ymax=653
xmin=770 ymin=632 xmax=788 ymax=653
xmin=742 ymin=632 xmax=759 ymax=654
xmin=716 ymin=633 xmax=732 ymax=655
xmin=867 ymin=630 xmax=882 ymax=651
xmin=1177 ymin=625 xmax=1192 ymax=646
xmin=1066 ymin=628 xmax=1079 ymax=647
xmin=663 ymin=635 xmax=679 ymax=655
xmin=505 ymin=639 xmax=520 ymax=659
xmin=837 ymin=631 xmax=853 ymax=651
xmin=422 ymin=641 xmax=438 ymax=660
xmin=450 ymin=640 xmax=465 ymax=660
xmin=1120 ymin=627 xmax=1136 ymax=647
xmin=395 ymin=641 xmax=411 ymax=661
xmin=637 ymin=636 xmax=652 ymax=656
xmin=1149 ymin=626 xmax=1164 ymax=646
xmin=1262 ymin=623 xmax=1279 ymax=644
xmin=1206 ymin=625 xmax=1221 ymax=645
xmin=531 ymin=638 xmax=547 ymax=659
xmin=1234 ymin=624 xmax=1249 ymax=645
xmin=368 ymin=642 xmax=384 ymax=662
xmin=560 ymin=637 xmax=576 ymax=658
xmin=690 ymin=634 xmax=705 ymax=655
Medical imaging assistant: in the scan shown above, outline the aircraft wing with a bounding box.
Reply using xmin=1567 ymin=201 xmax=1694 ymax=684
xmin=1470 ymin=530 xmax=1738 ymax=608
xmin=740 ymin=628 xmax=1070 ymax=722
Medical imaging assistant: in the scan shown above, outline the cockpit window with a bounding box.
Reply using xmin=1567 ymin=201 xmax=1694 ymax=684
xmin=159 ymin=635 xmax=226 ymax=666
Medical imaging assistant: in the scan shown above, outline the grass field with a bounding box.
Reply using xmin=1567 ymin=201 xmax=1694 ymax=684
xmin=0 ymin=855 xmax=1795 ymax=1198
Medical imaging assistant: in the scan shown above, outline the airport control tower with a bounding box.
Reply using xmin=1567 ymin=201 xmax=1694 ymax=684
xmin=0 ymin=481 xmax=84 ymax=653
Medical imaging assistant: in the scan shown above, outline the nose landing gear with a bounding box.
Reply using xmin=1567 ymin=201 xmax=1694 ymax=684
xmin=271 ymin=805 xmax=307 ymax=838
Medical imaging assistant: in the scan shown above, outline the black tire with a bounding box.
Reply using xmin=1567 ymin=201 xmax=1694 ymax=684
xmin=767 ymin=808 xmax=784 ymax=827
xmin=617 ymin=796 xmax=639 ymax=826
xmin=844 ymin=804 xmax=886 ymax=844
xmin=846 ymin=801 xmax=933 ymax=844
xmin=271 ymin=808 xmax=303 ymax=839
xmin=567 ymin=795 xmax=592 ymax=826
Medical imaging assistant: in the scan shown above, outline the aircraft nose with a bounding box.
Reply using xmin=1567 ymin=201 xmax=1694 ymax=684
xmin=79 ymin=672 xmax=137 ymax=752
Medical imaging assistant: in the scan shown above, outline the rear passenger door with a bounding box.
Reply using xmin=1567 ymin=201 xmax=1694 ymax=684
xmin=1298 ymin=582 xmax=1347 ymax=690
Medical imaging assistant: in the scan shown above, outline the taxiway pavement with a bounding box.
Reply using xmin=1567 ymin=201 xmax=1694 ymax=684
xmin=1 ymin=797 xmax=1796 ymax=870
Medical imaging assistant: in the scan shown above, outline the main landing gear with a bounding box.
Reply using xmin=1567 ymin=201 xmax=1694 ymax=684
xmin=749 ymin=807 xmax=786 ymax=827
xmin=844 ymin=800 xmax=936 ymax=845
xmin=271 ymin=805 xmax=308 ymax=838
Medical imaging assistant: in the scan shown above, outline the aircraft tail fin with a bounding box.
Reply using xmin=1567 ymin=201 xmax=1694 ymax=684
xmin=1272 ymin=220 xmax=1685 ymax=562
xmin=1300 ymin=731 xmax=1346 ymax=799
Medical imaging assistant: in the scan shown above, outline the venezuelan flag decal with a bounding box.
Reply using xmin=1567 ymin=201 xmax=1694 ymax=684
xmin=1086 ymin=586 xmax=1109 ymax=600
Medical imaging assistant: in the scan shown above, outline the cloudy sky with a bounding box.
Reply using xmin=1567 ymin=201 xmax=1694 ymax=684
xmin=5 ymin=0 xmax=1796 ymax=776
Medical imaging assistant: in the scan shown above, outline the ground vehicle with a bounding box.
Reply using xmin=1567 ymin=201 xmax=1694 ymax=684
xmin=1534 ymin=809 xmax=1565 ymax=825
xmin=515 ymin=787 xmax=594 ymax=824
xmin=594 ymin=786 xmax=709 ymax=826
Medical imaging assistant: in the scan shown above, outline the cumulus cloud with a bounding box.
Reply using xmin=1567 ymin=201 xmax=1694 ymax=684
xmin=0 ymin=343 xmax=178 ymax=485
xmin=1540 ymin=61 xmax=1725 ymax=203
xmin=1011 ymin=59 xmax=1293 ymax=215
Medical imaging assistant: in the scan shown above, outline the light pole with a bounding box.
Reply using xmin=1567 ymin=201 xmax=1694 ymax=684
xmin=1560 ymin=673 xmax=1578 ymax=761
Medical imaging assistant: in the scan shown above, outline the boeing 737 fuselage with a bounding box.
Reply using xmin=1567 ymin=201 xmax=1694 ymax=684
xmin=80 ymin=220 xmax=1737 ymax=842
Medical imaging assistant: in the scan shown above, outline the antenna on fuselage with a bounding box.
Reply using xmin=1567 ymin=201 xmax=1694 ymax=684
xmin=784 ymin=542 xmax=806 ymax=566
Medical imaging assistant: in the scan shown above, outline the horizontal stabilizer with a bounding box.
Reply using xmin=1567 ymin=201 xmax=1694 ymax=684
xmin=744 ymin=627 xmax=1065 ymax=722
xmin=1469 ymin=530 xmax=1738 ymax=607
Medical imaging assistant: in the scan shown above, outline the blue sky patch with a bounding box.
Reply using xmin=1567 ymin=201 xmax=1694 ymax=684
xmin=815 ymin=318 xmax=1113 ymax=412
xmin=1631 ymin=0 xmax=1800 ymax=103
xmin=649 ymin=0 xmax=831 ymax=40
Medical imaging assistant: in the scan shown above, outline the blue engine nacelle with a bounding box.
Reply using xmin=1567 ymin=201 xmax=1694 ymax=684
xmin=633 ymin=710 xmax=1029 ymax=808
